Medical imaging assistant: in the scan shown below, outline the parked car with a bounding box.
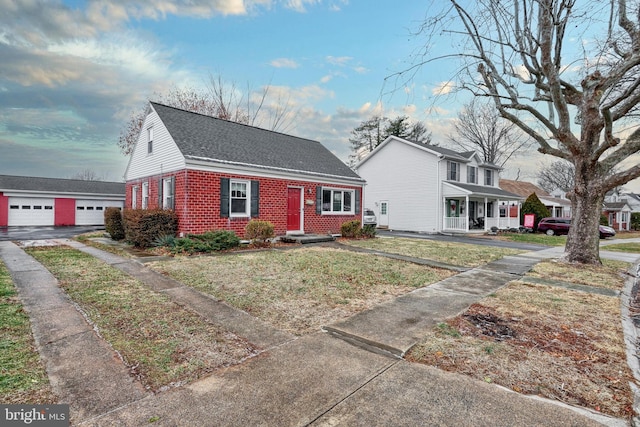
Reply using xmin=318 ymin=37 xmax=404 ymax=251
xmin=363 ymin=208 xmax=377 ymax=227
xmin=537 ymin=217 xmax=616 ymax=239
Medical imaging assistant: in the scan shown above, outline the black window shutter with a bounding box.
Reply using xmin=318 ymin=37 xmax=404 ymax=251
xmin=355 ymin=189 xmax=361 ymax=214
xmin=220 ymin=178 xmax=230 ymax=218
xmin=158 ymin=178 xmax=163 ymax=208
xmin=316 ymin=186 xmax=322 ymax=214
xmin=251 ymin=180 xmax=259 ymax=217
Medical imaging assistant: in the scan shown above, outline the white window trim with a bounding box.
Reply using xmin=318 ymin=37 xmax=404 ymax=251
xmin=230 ymin=179 xmax=251 ymax=217
xmin=162 ymin=178 xmax=174 ymax=210
xmin=484 ymin=169 xmax=494 ymax=186
xmin=142 ymin=182 xmax=149 ymax=209
xmin=132 ymin=186 xmax=138 ymax=209
xmin=467 ymin=166 xmax=477 ymax=184
xmin=147 ymin=126 xmax=154 ymax=154
xmin=447 ymin=161 xmax=459 ymax=181
xmin=321 ymin=187 xmax=355 ymax=215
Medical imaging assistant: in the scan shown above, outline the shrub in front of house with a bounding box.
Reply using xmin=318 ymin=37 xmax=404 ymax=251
xmin=245 ymin=220 xmax=275 ymax=247
xmin=158 ymin=230 xmax=240 ymax=255
xmin=341 ymin=220 xmax=362 ymax=238
xmin=122 ymin=209 xmax=178 ymax=248
xmin=104 ymin=207 xmax=125 ymax=240
xmin=520 ymin=193 xmax=551 ymax=231
xmin=632 ymin=212 xmax=640 ymax=231
xmin=600 ymin=214 xmax=610 ymax=226
xmin=361 ymin=223 xmax=377 ymax=238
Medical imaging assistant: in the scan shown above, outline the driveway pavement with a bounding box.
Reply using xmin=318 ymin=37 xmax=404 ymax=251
xmin=0 ymin=236 xmax=638 ymax=426
xmin=0 ymin=225 xmax=104 ymax=241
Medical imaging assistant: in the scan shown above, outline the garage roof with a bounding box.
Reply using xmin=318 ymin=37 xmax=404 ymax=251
xmin=0 ymin=175 xmax=125 ymax=197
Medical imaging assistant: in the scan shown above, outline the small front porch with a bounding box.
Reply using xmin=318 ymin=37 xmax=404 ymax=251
xmin=441 ymin=182 xmax=522 ymax=234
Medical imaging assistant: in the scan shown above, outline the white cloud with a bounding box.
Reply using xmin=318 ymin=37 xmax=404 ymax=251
xmin=320 ymin=75 xmax=333 ymax=84
xmin=432 ymin=81 xmax=454 ymax=95
xmin=285 ymin=0 xmax=320 ymax=13
xmin=269 ymin=58 xmax=299 ymax=68
xmin=326 ymin=55 xmax=352 ymax=66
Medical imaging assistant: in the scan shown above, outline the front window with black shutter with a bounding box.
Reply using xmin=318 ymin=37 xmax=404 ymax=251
xmin=221 ymin=178 xmax=259 ymax=218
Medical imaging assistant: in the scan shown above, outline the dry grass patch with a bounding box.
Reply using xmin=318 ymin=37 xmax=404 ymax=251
xmin=408 ymin=274 xmax=634 ymax=417
xmin=341 ymin=237 xmax=524 ymax=267
xmin=149 ymin=247 xmax=453 ymax=335
xmin=527 ymin=259 xmax=628 ymax=290
xmin=0 ymin=261 xmax=57 ymax=404
xmin=27 ymin=246 xmax=257 ymax=392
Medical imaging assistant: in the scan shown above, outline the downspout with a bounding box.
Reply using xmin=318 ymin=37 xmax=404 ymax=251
xmin=437 ymin=155 xmax=443 ymax=233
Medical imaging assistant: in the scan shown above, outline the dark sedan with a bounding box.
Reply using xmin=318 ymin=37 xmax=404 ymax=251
xmin=537 ymin=217 xmax=616 ymax=239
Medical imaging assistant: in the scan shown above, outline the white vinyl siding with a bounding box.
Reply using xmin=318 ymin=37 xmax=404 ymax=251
xmin=124 ymin=108 xmax=186 ymax=180
xmin=356 ymin=138 xmax=439 ymax=232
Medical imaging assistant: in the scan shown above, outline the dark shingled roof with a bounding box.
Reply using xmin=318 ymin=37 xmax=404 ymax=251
xmin=0 ymin=175 xmax=125 ymax=196
xmin=151 ymin=102 xmax=363 ymax=181
xmin=445 ymin=181 xmax=523 ymax=198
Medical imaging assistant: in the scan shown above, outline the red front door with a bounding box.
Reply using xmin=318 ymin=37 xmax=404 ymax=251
xmin=287 ymin=188 xmax=301 ymax=231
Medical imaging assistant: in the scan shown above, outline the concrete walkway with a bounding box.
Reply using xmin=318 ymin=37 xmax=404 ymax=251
xmin=1 ymin=238 xmax=637 ymax=426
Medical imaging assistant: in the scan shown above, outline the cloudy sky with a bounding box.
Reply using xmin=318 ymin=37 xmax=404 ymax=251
xmin=1 ymin=0 xmax=639 ymax=191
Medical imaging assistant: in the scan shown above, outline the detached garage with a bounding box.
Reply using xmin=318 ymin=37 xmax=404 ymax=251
xmin=0 ymin=175 xmax=125 ymax=227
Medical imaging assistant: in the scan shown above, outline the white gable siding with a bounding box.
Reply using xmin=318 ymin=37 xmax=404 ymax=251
xmin=124 ymin=109 xmax=186 ymax=180
xmin=357 ymin=139 xmax=440 ymax=233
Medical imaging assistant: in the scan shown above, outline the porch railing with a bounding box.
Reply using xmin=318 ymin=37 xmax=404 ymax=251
xmin=443 ymin=216 xmax=468 ymax=231
xmin=485 ymin=217 xmax=521 ymax=230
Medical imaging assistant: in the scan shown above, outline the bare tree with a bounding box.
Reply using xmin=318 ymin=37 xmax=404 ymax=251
xmin=537 ymin=160 xmax=575 ymax=194
xmin=349 ymin=115 xmax=431 ymax=164
xmin=118 ymin=75 xmax=297 ymax=156
xmin=449 ymin=99 xmax=532 ymax=167
xmin=71 ymin=169 xmax=103 ymax=181
xmin=397 ymin=0 xmax=640 ymax=264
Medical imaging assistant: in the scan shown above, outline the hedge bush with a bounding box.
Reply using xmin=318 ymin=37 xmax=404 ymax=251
xmin=245 ymin=220 xmax=275 ymax=247
xmin=520 ymin=193 xmax=551 ymax=231
xmin=341 ymin=220 xmax=362 ymax=238
xmin=122 ymin=209 xmax=178 ymax=248
xmin=104 ymin=207 xmax=125 ymax=240
xmin=166 ymin=230 xmax=240 ymax=254
xmin=632 ymin=212 xmax=640 ymax=230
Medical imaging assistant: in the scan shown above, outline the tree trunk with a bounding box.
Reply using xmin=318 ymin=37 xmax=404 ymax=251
xmin=564 ymin=163 xmax=603 ymax=264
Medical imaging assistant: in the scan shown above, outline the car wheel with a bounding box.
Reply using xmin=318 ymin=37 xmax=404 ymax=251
xmin=545 ymin=229 xmax=555 ymax=236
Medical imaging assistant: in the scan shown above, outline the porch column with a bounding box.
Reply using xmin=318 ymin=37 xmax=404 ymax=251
xmin=484 ymin=197 xmax=488 ymax=231
xmin=442 ymin=197 xmax=447 ymax=230
xmin=465 ymin=195 xmax=469 ymax=231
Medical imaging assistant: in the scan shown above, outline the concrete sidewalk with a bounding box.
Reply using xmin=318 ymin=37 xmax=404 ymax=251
xmin=1 ymin=238 xmax=635 ymax=426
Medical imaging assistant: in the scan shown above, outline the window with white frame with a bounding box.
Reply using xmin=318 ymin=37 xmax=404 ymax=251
xmin=447 ymin=161 xmax=459 ymax=181
xmin=147 ymin=127 xmax=154 ymax=154
xmin=132 ymin=186 xmax=138 ymax=209
xmin=162 ymin=178 xmax=174 ymax=209
xmin=142 ymin=182 xmax=149 ymax=209
xmin=230 ymin=180 xmax=250 ymax=216
xmin=322 ymin=188 xmax=354 ymax=214
xmin=484 ymin=169 xmax=494 ymax=186
xmin=467 ymin=166 xmax=477 ymax=184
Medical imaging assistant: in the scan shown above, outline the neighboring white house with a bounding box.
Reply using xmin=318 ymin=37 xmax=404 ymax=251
xmin=499 ymin=179 xmax=572 ymax=218
xmin=355 ymin=136 xmax=522 ymax=234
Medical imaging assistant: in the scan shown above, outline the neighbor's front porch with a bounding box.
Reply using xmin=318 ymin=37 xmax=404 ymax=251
xmin=441 ymin=183 xmax=522 ymax=233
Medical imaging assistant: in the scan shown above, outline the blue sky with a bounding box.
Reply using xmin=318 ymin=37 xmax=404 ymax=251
xmin=2 ymin=0 xmax=638 ymax=191
xmin=0 ymin=0 xmax=441 ymax=182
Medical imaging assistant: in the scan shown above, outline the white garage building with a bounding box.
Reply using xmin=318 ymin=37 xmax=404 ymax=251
xmin=0 ymin=175 xmax=125 ymax=227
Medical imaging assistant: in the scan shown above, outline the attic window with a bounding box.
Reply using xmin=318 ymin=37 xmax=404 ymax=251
xmin=147 ymin=126 xmax=154 ymax=154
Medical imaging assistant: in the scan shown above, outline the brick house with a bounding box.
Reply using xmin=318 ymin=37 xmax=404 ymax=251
xmin=124 ymin=102 xmax=365 ymax=237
